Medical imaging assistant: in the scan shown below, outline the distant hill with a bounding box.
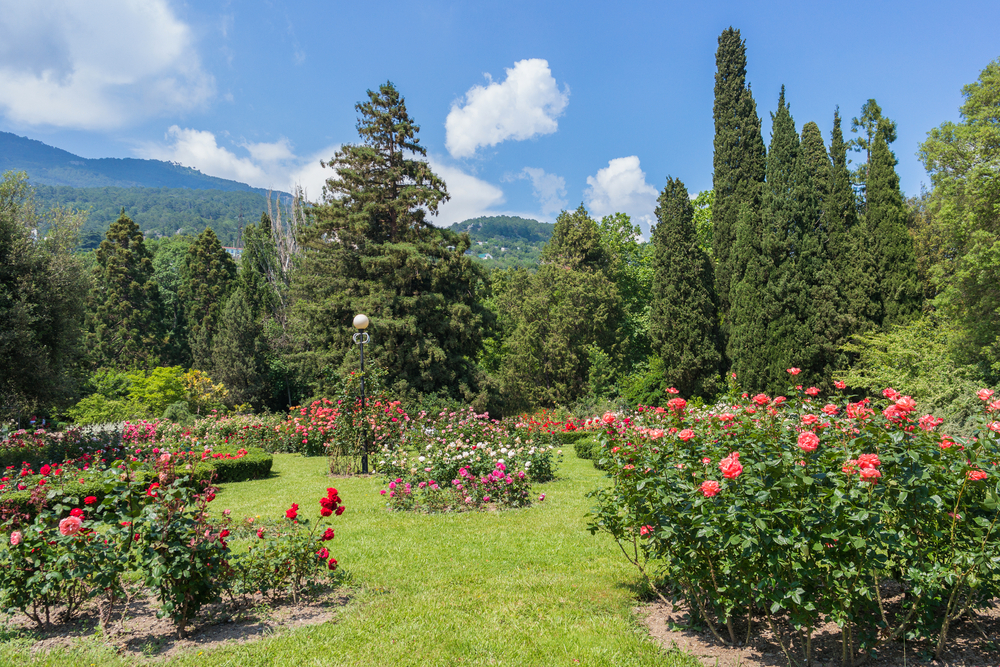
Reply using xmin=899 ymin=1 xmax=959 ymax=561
xmin=33 ymin=185 xmax=271 ymax=249
xmin=447 ymin=216 xmax=552 ymax=270
xmin=0 ymin=131 xmax=269 ymax=192
xmin=448 ymin=215 xmax=553 ymax=243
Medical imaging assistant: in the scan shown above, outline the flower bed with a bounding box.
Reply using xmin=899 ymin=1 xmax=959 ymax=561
xmin=376 ymin=407 xmax=561 ymax=511
xmin=0 ymin=457 xmax=345 ymax=637
xmin=588 ymin=374 xmax=1000 ymax=663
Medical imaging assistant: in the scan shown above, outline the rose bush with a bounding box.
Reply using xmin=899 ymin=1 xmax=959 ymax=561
xmin=588 ymin=375 xmax=1000 ymax=664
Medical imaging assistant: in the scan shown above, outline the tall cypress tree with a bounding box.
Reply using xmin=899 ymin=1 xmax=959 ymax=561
xmin=712 ymin=27 xmax=766 ymax=327
xmin=181 ymin=227 xmax=237 ymax=371
xmin=829 ymin=110 xmax=880 ymax=332
xmin=759 ymin=87 xmax=808 ymax=389
xmin=727 ymin=204 xmax=771 ymax=390
xmin=90 ymin=210 xmax=163 ymax=370
xmin=649 ymin=177 xmax=721 ymax=398
xmin=867 ymin=135 xmax=921 ymax=325
xmin=797 ymin=120 xmax=846 ymax=383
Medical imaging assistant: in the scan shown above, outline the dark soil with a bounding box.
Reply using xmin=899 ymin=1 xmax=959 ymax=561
xmin=641 ymin=590 xmax=1000 ymax=667
xmin=1 ymin=588 xmax=349 ymax=660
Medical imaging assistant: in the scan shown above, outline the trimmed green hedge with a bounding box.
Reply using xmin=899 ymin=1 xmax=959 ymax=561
xmin=0 ymin=448 xmax=272 ymax=520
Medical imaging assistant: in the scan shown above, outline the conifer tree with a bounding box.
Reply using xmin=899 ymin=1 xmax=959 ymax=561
xmin=90 ymin=210 xmax=163 ymax=369
xmin=866 ymin=135 xmax=921 ymax=325
xmin=649 ymin=177 xmax=721 ymax=397
xmin=181 ymin=228 xmax=237 ymax=370
xmin=212 ymin=288 xmax=268 ymax=408
xmin=292 ymin=82 xmax=488 ymax=404
xmin=712 ymin=27 xmax=766 ymax=325
xmin=541 ymin=204 xmax=608 ymax=271
xmin=727 ymin=204 xmax=771 ymax=390
xmin=759 ymin=88 xmax=808 ymax=389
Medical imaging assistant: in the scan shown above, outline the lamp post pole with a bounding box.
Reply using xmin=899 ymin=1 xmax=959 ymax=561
xmin=352 ymin=314 xmax=370 ymax=474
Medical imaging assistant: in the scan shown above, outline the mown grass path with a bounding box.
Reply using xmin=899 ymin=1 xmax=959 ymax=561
xmin=1 ymin=454 xmax=698 ymax=666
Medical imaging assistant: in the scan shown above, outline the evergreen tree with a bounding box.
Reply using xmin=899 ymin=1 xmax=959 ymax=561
xmin=212 ymin=288 xmax=268 ymax=409
xmin=712 ymin=27 xmax=766 ymax=325
xmin=90 ymin=210 xmax=163 ymax=370
xmin=867 ymin=134 xmax=921 ymax=325
xmin=649 ymin=177 xmax=721 ymax=397
xmin=0 ymin=172 xmax=88 ymax=419
xmin=849 ymin=99 xmax=898 ymax=209
xmin=760 ymin=87 xmax=807 ymax=389
xmin=150 ymin=235 xmax=194 ymax=366
xmin=797 ymin=120 xmax=848 ymax=383
xmin=180 ymin=228 xmax=237 ymax=370
xmin=541 ymin=204 xmax=608 ymax=271
xmin=291 ymin=82 xmax=489 ymax=404
xmin=727 ymin=204 xmax=771 ymax=390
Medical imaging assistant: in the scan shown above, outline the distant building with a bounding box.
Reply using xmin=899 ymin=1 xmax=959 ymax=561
xmin=478 ymin=253 xmax=493 ymax=260
xmin=223 ymin=246 xmax=243 ymax=261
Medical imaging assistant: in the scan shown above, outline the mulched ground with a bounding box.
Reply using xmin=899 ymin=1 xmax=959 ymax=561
xmin=2 ymin=588 xmax=350 ymax=660
xmin=641 ymin=588 xmax=1000 ymax=667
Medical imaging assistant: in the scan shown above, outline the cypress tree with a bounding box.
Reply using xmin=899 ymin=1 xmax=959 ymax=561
xmin=541 ymin=204 xmax=608 ymax=271
xmin=90 ymin=210 xmax=163 ymax=370
xmin=727 ymin=204 xmax=771 ymax=391
xmin=829 ymin=110 xmax=880 ymax=332
xmin=649 ymin=177 xmax=721 ymax=398
xmin=712 ymin=27 xmax=766 ymax=326
xmin=181 ymin=228 xmax=237 ymax=371
xmin=796 ymin=120 xmax=847 ymax=384
xmin=867 ymin=135 xmax=921 ymax=325
xmin=760 ymin=87 xmax=807 ymax=389
xmin=212 ymin=288 xmax=268 ymax=409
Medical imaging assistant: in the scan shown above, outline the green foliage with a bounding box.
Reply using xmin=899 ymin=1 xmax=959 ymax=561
xmin=866 ymin=134 xmax=921 ymax=326
xmin=849 ymin=98 xmax=898 ymax=205
xmin=65 ymin=393 xmax=146 ymax=426
xmin=150 ymin=235 xmax=194 ymax=365
xmin=126 ymin=366 xmax=187 ymax=416
xmin=920 ymin=57 xmax=1000 ymax=380
xmin=712 ymin=27 xmax=766 ymax=324
xmin=292 ymin=82 xmax=488 ymax=406
xmin=838 ymin=316 xmax=989 ymax=435
xmin=597 ymin=212 xmax=653 ymax=370
xmin=727 ymin=203 xmax=771 ymax=392
xmin=542 ymin=204 xmax=608 ymax=271
xmin=691 ymin=189 xmax=714 ymax=258
xmin=649 ymin=177 xmax=721 ymax=398
xmin=181 ymin=228 xmax=237 ymax=370
xmin=0 ymin=171 xmax=89 ymax=421
xmin=89 ymin=210 xmax=163 ymax=370
xmin=448 ymin=215 xmax=553 ymax=243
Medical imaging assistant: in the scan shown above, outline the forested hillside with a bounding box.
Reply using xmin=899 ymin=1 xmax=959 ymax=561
xmin=34 ymin=185 xmax=271 ymax=249
xmin=448 ymin=215 xmax=553 ymax=269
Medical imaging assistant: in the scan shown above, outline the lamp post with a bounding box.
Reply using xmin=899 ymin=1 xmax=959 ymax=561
xmin=352 ymin=314 xmax=370 ymax=474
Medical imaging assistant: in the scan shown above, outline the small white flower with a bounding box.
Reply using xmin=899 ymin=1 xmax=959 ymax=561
xmin=419 ymin=456 xmax=426 ymax=462
xmin=525 ymin=461 xmax=532 ymax=468
xmin=497 ymin=459 xmax=505 ymax=465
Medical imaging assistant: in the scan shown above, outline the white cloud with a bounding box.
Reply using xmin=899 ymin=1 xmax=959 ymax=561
xmin=138 ymin=126 xmax=337 ymax=197
xmin=427 ymin=156 xmax=506 ymax=225
xmin=0 ymin=0 xmax=214 ymax=129
xmin=445 ymin=58 xmax=569 ymax=159
xmin=584 ymin=156 xmax=659 ymax=234
xmin=516 ymin=167 xmax=567 ymax=216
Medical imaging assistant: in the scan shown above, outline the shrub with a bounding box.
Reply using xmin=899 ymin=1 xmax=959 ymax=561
xmin=588 ymin=376 xmax=1000 ymax=663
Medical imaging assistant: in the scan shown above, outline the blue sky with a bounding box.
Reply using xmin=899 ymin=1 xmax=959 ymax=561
xmin=1 ymin=0 xmax=997 ymax=235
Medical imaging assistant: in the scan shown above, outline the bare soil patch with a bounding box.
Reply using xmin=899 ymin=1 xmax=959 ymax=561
xmin=2 ymin=588 xmax=350 ymax=660
xmin=641 ymin=592 xmax=1000 ymax=667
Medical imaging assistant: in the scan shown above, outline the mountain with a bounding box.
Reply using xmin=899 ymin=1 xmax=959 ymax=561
xmin=447 ymin=215 xmax=553 ymax=243
xmin=0 ymin=131 xmax=267 ymax=192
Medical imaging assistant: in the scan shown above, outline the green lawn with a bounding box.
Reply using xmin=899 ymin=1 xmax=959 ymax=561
xmin=0 ymin=454 xmax=698 ymax=666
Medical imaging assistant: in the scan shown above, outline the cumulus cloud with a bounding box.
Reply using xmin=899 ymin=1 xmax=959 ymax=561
xmin=138 ymin=126 xmax=337 ymax=197
xmin=445 ymin=58 xmax=569 ymax=159
xmin=514 ymin=167 xmax=567 ymax=217
xmin=427 ymin=156 xmax=506 ymax=225
xmin=584 ymin=156 xmax=659 ymax=234
xmin=0 ymin=0 xmax=214 ymax=129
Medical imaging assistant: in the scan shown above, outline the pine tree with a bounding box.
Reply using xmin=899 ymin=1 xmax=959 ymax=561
xmin=180 ymin=227 xmax=237 ymax=370
xmin=867 ymin=135 xmax=921 ymax=325
xmin=90 ymin=210 xmax=163 ymax=369
xmin=649 ymin=177 xmax=721 ymax=397
xmin=292 ymin=82 xmax=489 ymax=404
xmin=712 ymin=27 xmax=766 ymax=326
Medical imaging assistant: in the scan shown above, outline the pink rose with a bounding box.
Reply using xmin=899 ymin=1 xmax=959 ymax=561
xmin=719 ymin=453 xmax=742 ymax=479
xmin=10 ymin=531 xmax=22 ymax=546
xmin=59 ymin=516 xmax=83 ymax=536
xmin=677 ymin=429 xmax=695 ymax=442
xmin=700 ymin=480 xmax=721 ymax=497
xmin=797 ymin=431 xmax=820 ymax=452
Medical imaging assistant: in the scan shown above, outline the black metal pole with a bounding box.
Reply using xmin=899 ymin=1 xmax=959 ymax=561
xmin=359 ymin=338 xmax=368 ymax=474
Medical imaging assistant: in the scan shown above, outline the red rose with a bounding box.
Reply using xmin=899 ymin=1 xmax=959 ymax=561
xmin=335 ymin=506 xmax=345 ymax=516
xmin=84 ymin=496 xmax=97 ymax=505
xmin=327 ymin=557 xmax=338 ymax=571
xmin=321 ymin=528 xmax=335 ymax=541
xmin=69 ymin=508 xmax=84 ymax=518
xmin=286 ymin=503 xmax=299 ymax=520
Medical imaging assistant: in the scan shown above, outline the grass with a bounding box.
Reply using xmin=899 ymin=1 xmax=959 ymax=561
xmin=0 ymin=453 xmax=699 ymax=666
